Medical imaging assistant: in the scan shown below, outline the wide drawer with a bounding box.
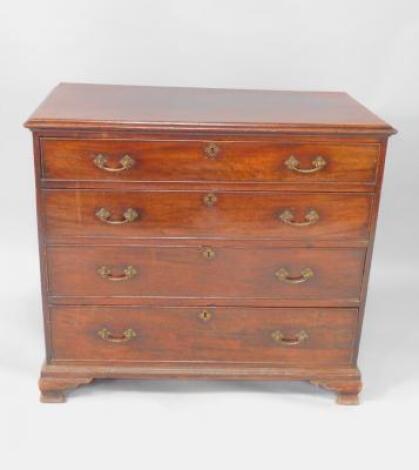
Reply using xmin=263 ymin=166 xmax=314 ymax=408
xmin=43 ymin=190 xmax=372 ymax=241
xmin=47 ymin=246 xmax=365 ymax=301
xmin=49 ymin=306 xmax=357 ymax=364
xmin=41 ymin=139 xmax=379 ymax=184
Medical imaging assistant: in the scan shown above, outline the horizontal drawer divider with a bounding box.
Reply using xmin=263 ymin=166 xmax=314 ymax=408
xmin=40 ymin=179 xmax=379 ymax=194
xmin=45 ymin=239 xmax=370 ymax=248
xmin=47 ymin=297 xmax=361 ymax=307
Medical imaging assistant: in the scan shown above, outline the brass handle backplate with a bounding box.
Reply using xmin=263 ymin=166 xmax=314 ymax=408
xmin=278 ymin=209 xmax=320 ymax=227
xmin=204 ymin=143 xmax=220 ymax=160
xmin=285 ymin=155 xmax=327 ymax=174
xmin=93 ymin=154 xmax=135 ymax=172
xmin=97 ymin=328 xmax=136 ymax=343
xmin=96 ymin=208 xmax=139 ymax=224
xmin=271 ymin=329 xmax=308 ymax=346
xmin=202 ymin=246 xmax=216 ymax=260
xmin=97 ymin=265 xmax=137 ymax=281
xmin=203 ymin=193 xmax=218 ymax=207
xmin=275 ymin=267 xmax=314 ymax=284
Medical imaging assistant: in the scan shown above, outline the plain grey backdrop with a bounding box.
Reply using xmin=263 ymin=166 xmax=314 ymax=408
xmin=1 ymin=1 xmax=418 ymax=469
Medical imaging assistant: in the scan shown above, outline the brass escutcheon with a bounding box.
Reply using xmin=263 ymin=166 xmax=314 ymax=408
xmin=203 ymin=192 xmax=218 ymax=207
xmin=204 ymin=143 xmax=220 ymax=160
xmin=202 ymin=246 xmax=216 ymax=260
xmin=198 ymin=309 xmax=213 ymax=322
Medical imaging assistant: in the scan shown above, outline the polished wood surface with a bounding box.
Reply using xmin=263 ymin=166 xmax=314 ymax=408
xmin=25 ymin=83 xmax=395 ymax=134
xmin=43 ymin=190 xmax=372 ymax=241
xmin=47 ymin=246 xmax=365 ymax=301
xmin=50 ymin=306 xmax=357 ymax=364
xmin=26 ymin=83 xmax=396 ymax=404
xmin=41 ymin=139 xmax=380 ymax=183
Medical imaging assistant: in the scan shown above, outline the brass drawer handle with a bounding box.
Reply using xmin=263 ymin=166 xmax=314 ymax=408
xmin=271 ymin=329 xmax=308 ymax=346
xmin=202 ymin=246 xmax=216 ymax=260
xmin=96 ymin=207 xmax=139 ymax=224
xmin=97 ymin=265 xmax=137 ymax=281
xmin=97 ymin=328 xmax=136 ymax=343
xmin=275 ymin=267 xmax=314 ymax=284
xmin=278 ymin=209 xmax=319 ymax=227
xmin=93 ymin=154 xmax=135 ymax=172
xmin=285 ymin=155 xmax=327 ymax=174
xmin=203 ymin=192 xmax=218 ymax=207
xmin=204 ymin=142 xmax=220 ymax=160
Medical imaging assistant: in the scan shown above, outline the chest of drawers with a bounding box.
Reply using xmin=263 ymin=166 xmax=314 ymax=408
xmin=25 ymin=83 xmax=396 ymax=404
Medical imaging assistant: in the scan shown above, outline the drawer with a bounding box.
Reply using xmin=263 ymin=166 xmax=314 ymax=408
xmin=43 ymin=190 xmax=372 ymax=241
xmin=41 ymin=139 xmax=379 ymax=184
xmin=47 ymin=246 xmax=365 ymax=301
xmin=50 ymin=306 xmax=357 ymax=364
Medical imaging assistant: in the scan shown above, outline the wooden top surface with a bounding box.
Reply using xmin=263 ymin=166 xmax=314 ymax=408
xmin=25 ymin=82 xmax=395 ymax=134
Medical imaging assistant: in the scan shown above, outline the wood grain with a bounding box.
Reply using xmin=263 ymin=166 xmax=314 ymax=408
xmin=41 ymin=139 xmax=380 ymax=184
xmin=43 ymin=190 xmax=373 ymax=241
xmin=25 ymin=83 xmax=395 ymax=135
xmin=50 ymin=306 xmax=357 ymax=364
xmin=25 ymin=83 xmax=396 ymax=403
xmin=46 ymin=245 xmax=365 ymax=301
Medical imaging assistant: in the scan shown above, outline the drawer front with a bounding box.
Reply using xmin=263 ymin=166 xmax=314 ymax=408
xmin=41 ymin=139 xmax=379 ymax=184
xmin=47 ymin=246 xmax=365 ymax=301
xmin=50 ymin=306 xmax=357 ymax=364
xmin=43 ymin=190 xmax=372 ymax=241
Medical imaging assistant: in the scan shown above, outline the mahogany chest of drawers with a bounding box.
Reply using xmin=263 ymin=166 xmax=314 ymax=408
xmin=25 ymin=83 xmax=396 ymax=404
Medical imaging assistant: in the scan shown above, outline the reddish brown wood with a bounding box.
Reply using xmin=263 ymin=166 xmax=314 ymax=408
xmin=25 ymin=84 xmax=396 ymax=403
xmin=310 ymin=376 xmax=362 ymax=405
xmin=25 ymin=83 xmax=395 ymax=135
xmin=31 ymin=133 xmax=53 ymax=362
xmin=41 ymin=139 xmax=380 ymax=184
xmin=39 ymin=375 xmax=93 ymax=403
xmin=49 ymin=306 xmax=356 ymax=364
xmin=352 ymin=139 xmax=390 ymax=361
xmin=40 ymin=362 xmax=361 ymax=402
xmin=42 ymin=190 xmax=373 ymax=241
xmin=46 ymin=246 xmax=365 ymax=301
